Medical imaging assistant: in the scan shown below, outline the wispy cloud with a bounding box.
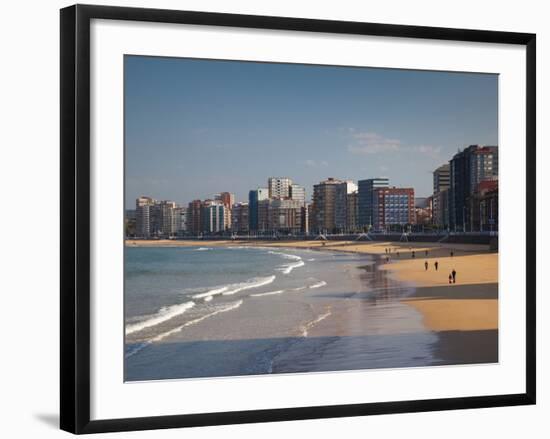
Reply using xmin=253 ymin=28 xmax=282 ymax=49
xmin=347 ymin=130 xmax=441 ymax=160
xmin=347 ymin=132 xmax=401 ymax=155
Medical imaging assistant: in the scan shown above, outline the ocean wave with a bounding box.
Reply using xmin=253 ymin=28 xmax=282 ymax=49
xmin=125 ymin=301 xmax=195 ymax=335
xmin=222 ymin=275 xmax=276 ymax=296
xmin=268 ymin=251 xmax=305 ymax=274
xmin=192 ymin=286 xmax=228 ymax=300
xmin=125 ymin=300 xmax=243 ymax=358
xmin=250 ymin=289 xmax=285 ymax=297
xmin=309 ymin=280 xmax=327 ymax=289
xmin=268 ymin=250 xmax=302 ymax=261
xmin=277 ymin=260 xmax=305 ymax=274
xmin=195 ymin=247 xmax=212 ymax=251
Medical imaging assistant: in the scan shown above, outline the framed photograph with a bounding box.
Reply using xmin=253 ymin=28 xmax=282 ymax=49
xmin=60 ymin=4 xmax=536 ymax=434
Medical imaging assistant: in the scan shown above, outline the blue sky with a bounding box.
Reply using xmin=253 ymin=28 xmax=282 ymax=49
xmin=125 ymin=55 xmax=497 ymax=209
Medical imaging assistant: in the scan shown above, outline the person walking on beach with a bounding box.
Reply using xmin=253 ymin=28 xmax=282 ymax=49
xmin=451 ymin=269 xmax=457 ymax=283
xmin=448 ymin=274 xmax=453 ymax=284
xmin=434 ymin=261 xmax=439 ymax=271
xmin=450 ymin=250 xmax=454 ymax=257
xmin=424 ymin=261 xmax=429 ymax=271
xmin=425 ymin=250 xmax=428 ymax=256
xmin=396 ymin=251 xmax=400 ymax=258
xmin=412 ymin=251 xmax=415 ymax=258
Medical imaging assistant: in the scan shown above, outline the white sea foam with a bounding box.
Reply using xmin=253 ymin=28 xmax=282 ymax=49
xmin=309 ymin=280 xmax=327 ymax=289
xmin=125 ymin=300 xmax=244 ymax=358
xmin=278 ymin=260 xmax=305 ymax=274
xmin=268 ymin=251 xmax=301 ymax=261
xmin=192 ymin=286 xmax=228 ymax=300
xmin=222 ymin=275 xmax=276 ymax=296
xmin=125 ymin=301 xmax=195 ymax=335
xmin=300 ymin=309 xmax=332 ymax=337
xmin=269 ymin=251 xmax=305 ymax=274
xmin=195 ymin=247 xmax=212 ymax=251
xmin=250 ymin=289 xmax=285 ymax=297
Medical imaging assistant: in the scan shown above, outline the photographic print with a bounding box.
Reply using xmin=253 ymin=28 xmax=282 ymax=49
xmin=123 ymin=56 xmax=499 ymax=382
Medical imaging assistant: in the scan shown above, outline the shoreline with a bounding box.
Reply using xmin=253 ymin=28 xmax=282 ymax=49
xmin=126 ymin=239 xmax=498 ymax=366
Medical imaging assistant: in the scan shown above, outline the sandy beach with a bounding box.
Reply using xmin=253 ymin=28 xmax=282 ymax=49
xmin=290 ymin=240 xmax=498 ymax=365
xmin=126 ymin=239 xmax=498 ymax=367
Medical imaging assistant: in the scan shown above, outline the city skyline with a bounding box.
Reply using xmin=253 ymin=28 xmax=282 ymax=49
xmin=125 ymin=56 xmax=498 ymax=209
xmin=129 ymin=139 xmax=499 ymax=238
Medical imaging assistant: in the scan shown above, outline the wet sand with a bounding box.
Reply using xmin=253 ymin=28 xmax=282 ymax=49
xmin=260 ymin=240 xmax=499 ymax=365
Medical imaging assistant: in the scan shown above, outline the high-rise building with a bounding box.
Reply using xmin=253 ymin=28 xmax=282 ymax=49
xmin=334 ymin=180 xmax=358 ymax=231
xmin=311 ymin=178 xmax=344 ymax=233
xmin=268 ymin=177 xmax=292 ymax=199
xmin=433 ymin=189 xmax=450 ymax=229
xmin=433 ymin=163 xmax=450 ymax=193
xmin=154 ymin=200 xmax=177 ymax=237
xmin=135 ymin=197 xmax=179 ymax=237
xmin=289 ymin=184 xmax=306 ymax=206
xmin=257 ymin=199 xmax=270 ymax=232
xmin=248 ymin=188 xmax=269 ymax=231
xmin=187 ymin=199 xmax=203 ymax=235
xmin=201 ymin=200 xmax=226 ymax=234
xmin=215 ymin=192 xmax=234 ymax=229
xmin=135 ymin=196 xmax=155 ymax=238
xmin=231 ymin=202 xmax=249 ymax=233
xmin=470 ymin=146 xmax=498 ymax=190
xmin=267 ymin=199 xmax=303 ymax=234
xmin=358 ymin=178 xmax=389 ymax=229
xmin=216 ymin=192 xmax=235 ymax=208
xmin=450 ymin=145 xmax=498 ymax=231
xmin=432 ymin=163 xmax=450 ymax=229
xmin=372 ymin=187 xmax=415 ymax=230
xmin=175 ymin=207 xmax=187 ymax=236
xmin=346 ymin=191 xmax=358 ymax=232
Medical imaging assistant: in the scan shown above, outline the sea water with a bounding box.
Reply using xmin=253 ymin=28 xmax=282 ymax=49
xmin=124 ymin=245 xmax=438 ymax=381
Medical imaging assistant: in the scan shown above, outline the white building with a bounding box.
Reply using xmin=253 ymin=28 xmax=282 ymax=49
xmin=202 ymin=200 xmax=227 ymax=233
xmin=289 ymin=184 xmax=306 ymax=206
xmin=268 ymin=177 xmax=293 ymax=199
xmin=135 ymin=196 xmax=155 ymax=238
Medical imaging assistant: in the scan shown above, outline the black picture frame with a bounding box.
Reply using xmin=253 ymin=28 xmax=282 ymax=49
xmin=60 ymin=4 xmax=536 ymax=434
